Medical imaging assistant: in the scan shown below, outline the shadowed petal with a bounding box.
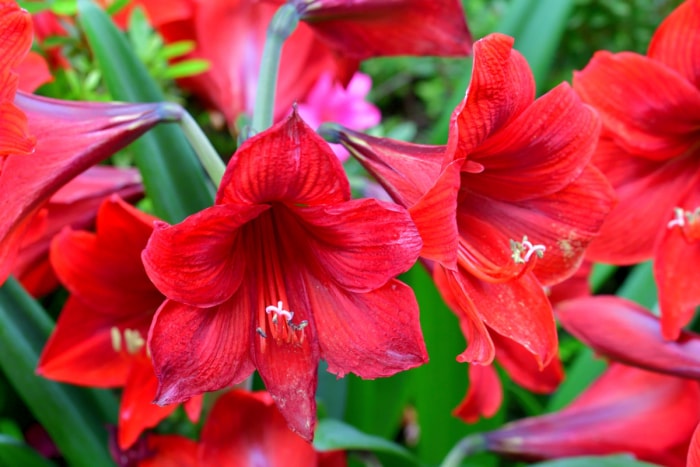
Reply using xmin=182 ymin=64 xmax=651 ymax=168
xmin=557 ymin=296 xmax=700 ymax=379
xmin=689 ymin=423 xmax=700 ymax=467
xmin=648 ymin=0 xmax=700 ymax=89
xmin=149 ymin=300 xmax=255 ymax=406
xmin=573 ymin=51 xmax=700 ymax=161
xmin=453 ymin=364 xmax=502 ymax=423
xmin=312 ymin=279 xmax=427 ymax=379
xmin=448 ymin=33 xmax=535 ymax=158
xmin=142 ymin=204 xmax=267 ymax=307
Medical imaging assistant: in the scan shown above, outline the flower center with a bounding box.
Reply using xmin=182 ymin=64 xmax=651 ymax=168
xmin=667 ymin=206 xmax=700 ymax=242
xmin=510 ymin=236 xmax=546 ymax=264
xmin=257 ymin=300 xmax=308 ymax=344
xmin=110 ymin=327 xmax=146 ymax=355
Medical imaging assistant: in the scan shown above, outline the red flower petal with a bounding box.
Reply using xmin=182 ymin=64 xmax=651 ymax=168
xmin=139 ymin=435 xmax=198 ymax=467
xmin=585 ymin=137 xmax=696 ymax=264
xmin=199 ymin=390 xmax=317 ymax=467
xmin=219 ymin=111 xmax=350 ymax=206
xmin=143 ymin=204 xmax=267 ymax=307
xmin=297 ymin=0 xmax=472 ymax=59
xmin=448 ymin=33 xmax=535 ymax=158
xmin=294 ymin=199 xmax=421 ymax=292
xmin=16 ymin=51 xmax=52 ymax=93
xmin=491 ymin=331 xmax=563 ymax=394
xmin=648 ymin=0 xmax=700 ymax=89
xmin=118 ymin=357 xmax=178 ymax=450
xmin=654 ymin=179 xmax=700 ymax=339
xmin=573 ymin=51 xmax=700 ymax=161
xmin=689 ymin=422 xmax=700 ymax=467
xmin=311 ymin=279 xmax=427 ymax=379
xmin=557 ymin=296 xmax=700 ymax=379
xmin=148 ymin=300 xmax=255 ymax=406
xmin=466 ymin=83 xmax=600 ymax=202
xmin=0 ymin=1 xmax=32 ymax=72
xmin=36 ymin=296 xmax=134 ymax=387
xmin=453 ymin=363 xmax=502 ymax=423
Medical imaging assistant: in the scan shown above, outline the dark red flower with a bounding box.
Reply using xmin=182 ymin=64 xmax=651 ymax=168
xmin=574 ymin=0 xmax=700 ymax=338
xmin=37 ymin=196 xmax=201 ymax=450
xmin=0 ymin=93 xmax=182 ymax=287
xmin=198 ymin=390 xmax=346 ymax=466
xmin=484 ymin=364 xmax=700 ymax=466
xmin=557 ymin=295 xmax=700 ymax=380
xmin=142 ymin=111 xmax=426 ymax=440
xmin=13 ymin=166 xmax=143 ymax=297
xmin=337 ymin=33 xmax=615 ymax=368
xmin=0 ymin=0 xmax=36 ymax=157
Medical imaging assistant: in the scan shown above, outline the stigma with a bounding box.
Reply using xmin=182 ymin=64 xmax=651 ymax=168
xmin=510 ymin=236 xmax=546 ymax=264
xmin=260 ymin=300 xmax=308 ymax=345
xmin=667 ymin=207 xmax=700 ymax=229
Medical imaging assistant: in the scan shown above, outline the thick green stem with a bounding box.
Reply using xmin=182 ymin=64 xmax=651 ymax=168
xmin=250 ymin=4 xmax=300 ymax=134
xmin=179 ymin=110 xmax=226 ymax=187
xmin=439 ymin=434 xmax=488 ymax=467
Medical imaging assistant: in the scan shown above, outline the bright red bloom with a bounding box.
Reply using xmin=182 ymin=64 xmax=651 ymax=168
xmin=690 ymin=423 xmax=700 ymax=467
xmin=484 ymin=364 xmax=700 ymax=466
xmin=573 ymin=0 xmax=700 ymax=339
xmin=337 ymin=33 xmax=615 ymax=367
xmin=37 ymin=196 xmax=201 ymax=450
xmin=13 ymin=166 xmax=143 ymax=297
xmin=557 ymin=295 xmax=700 ymax=380
xmin=199 ymin=390 xmax=346 ymax=466
xmin=0 ymin=93 xmax=182 ymax=287
xmin=135 ymin=0 xmax=470 ymax=127
xmin=0 ymin=0 xmax=36 ymax=157
xmin=142 ymin=111 xmax=426 ymax=440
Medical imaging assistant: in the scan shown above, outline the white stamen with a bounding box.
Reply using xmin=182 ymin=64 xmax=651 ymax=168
xmin=667 ymin=207 xmax=686 ymax=229
xmin=523 ymin=243 xmax=546 ymax=262
xmin=265 ymin=300 xmax=294 ymax=321
xmin=110 ymin=326 xmax=122 ymax=352
xmin=124 ymin=328 xmax=145 ymax=355
xmin=511 ymin=236 xmax=546 ymax=264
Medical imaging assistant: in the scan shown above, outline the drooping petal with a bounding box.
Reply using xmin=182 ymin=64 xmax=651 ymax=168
xmin=491 ymin=331 xmax=564 ymax=394
xmin=36 ymin=296 xmax=135 ymax=387
xmin=453 ymin=364 xmax=502 ymax=423
xmin=573 ymin=51 xmax=700 ymax=161
xmin=655 ymin=180 xmax=700 ymax=339
xmin=138 ymin=435 xmax=198 ymax=467
xmin=484 ymin=364 xmax=700 ymax=466
xmin=0 ymin=94 xmax=181 ymax=285
xmin=148 ymin=300 xmax=255 ymax=406
xmin=294 ymin=199 xmax=421 ymax=292
xmin=142 ymin=204 xmax=267 ymax=307
xmin=447 ymin=33 xmax=535 ymax=159
xmin=312 ymin=278 xmax=427 ymax=379
xmin=50 ymin=196 xmax=163 ymax=316
xmin=556 ymin=296 xmax=700 ymax=379
xmin=219 ymin=111 xmax=350 ymax=206
xmin=198 ymin=390 xmax=318 ymax=467
xmin=296 ymin=0 xmax=471 ymax=59
xmin=648 ymin=0 xmax=700 ymax=89
xmin=585 ymin=137 xmax=697 ymax=264
xmin=118 ymin=357 xmax=178 ymax=450
xmin=16 ymin=51 xmax=52 ymax=93
xmin=466 ymin=83 xmax=600 ymax=202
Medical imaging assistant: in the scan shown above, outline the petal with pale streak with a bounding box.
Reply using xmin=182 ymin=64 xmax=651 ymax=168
xmin=149 ymin=300 xmax=255 ymax=406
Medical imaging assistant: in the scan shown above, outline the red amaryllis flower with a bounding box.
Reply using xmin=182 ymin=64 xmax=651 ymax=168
xmin=135 ymin=0 xmax=470 ymax=127
xmin=142 ymin=111 xmax=426 ymax=440
xmin=484 ymin=364 xmax=700 ymax=466
xmin=573 ymin=0 xmax=700 ymax=338
xmin=336 ymin=33 xmax=615 ymax=368
xmin=198 ymin=390 xmax=345 ymax=466
xmin=37 ymin=196 xmax=201 ymax=450
xmin=690 ymin=423 xmax=700 ymax=467
xmin=556 ymin=295 xmax=700 ymax=380
xmin=1 ymin=0 xmax=36 ymax=157
xmin=0 ymin=93 xmax=182 ymax=287
xmin=14 ymin=166 xmax=143 ymax=297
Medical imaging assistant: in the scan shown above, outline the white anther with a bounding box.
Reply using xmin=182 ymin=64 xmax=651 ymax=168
xmin=522 ymin=242 xmax=546 ymax=262
xmin=667 ymin=207 xmax=686 ymax=229
xmin=511 ymin=236 xmax=546 ymax=264
xmin=110 ymin=327 xmax=122 ymax=352
xmin=265 ymin=300 xmax=294 ymax=321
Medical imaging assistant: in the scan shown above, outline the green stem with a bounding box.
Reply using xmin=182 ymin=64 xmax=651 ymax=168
xmin=179 ymin=110 xmax=226 ymax=187
xmin=250 ymin=4 xmax=300 ymax=134
xmin=439 ymin=434 xmax=488 ymax=467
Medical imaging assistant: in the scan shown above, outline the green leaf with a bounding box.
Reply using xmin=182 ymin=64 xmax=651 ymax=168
xmin=0 ymin=435 xmax=56 ymax=467
xmin=531 ymin=454 xmax=658 ymax=467
xmin=617 ymin=261 xmax=658 ymax=309
xmin=163 ymin=60 xmax=211 ymax=79
xmin=0 ymin=278 xmax=116 ymax=467
xmin=105 ymin=0 xmax=131 ymax=15
xmin=160 ymin=41 xmax=197 ymax=60
xmin=314 ymin=419 xmax=419 ymax=464
xmin=51 ymin=0 xmax=78 ymax=16
xmin=77 ymin=0 xmax=215 ymax=223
